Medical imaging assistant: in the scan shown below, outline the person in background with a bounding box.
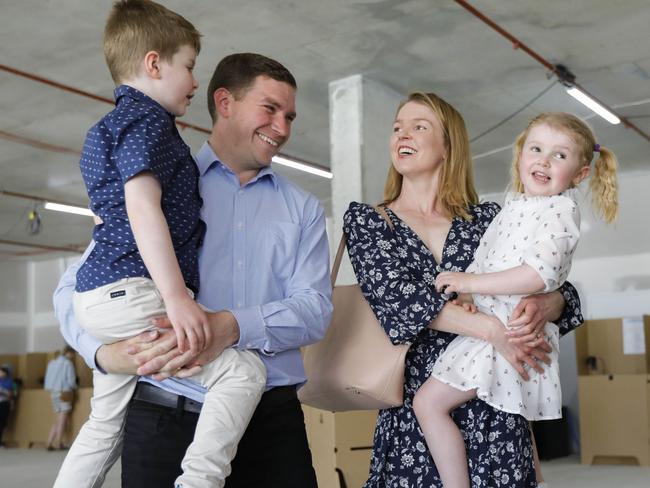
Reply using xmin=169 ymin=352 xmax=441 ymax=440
xmin=0 ymin=365 xmax=17 ymax=448
xmin=44 ymin=345 xmax=77 ymax=451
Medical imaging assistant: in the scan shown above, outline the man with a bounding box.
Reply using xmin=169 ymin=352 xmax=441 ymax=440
xmin=54 ymin=52 xmax=333 ymax=487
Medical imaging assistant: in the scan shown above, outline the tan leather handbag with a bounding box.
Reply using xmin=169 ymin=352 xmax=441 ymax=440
xmin=298 ymin=206 xmax=409 ymax=411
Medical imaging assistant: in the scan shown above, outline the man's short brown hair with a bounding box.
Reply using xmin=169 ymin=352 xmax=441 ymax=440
xmin=206 ymin=53 xmax=297 ymax=123
xmin=103 ymin=0 xmax=201 ymax=84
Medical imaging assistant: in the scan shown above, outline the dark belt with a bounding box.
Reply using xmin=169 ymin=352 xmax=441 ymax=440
xmin=132 ymin=381 xmax=297 ymax=415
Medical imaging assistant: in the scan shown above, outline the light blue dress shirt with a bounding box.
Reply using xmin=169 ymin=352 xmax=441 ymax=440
xmin=54 ymin=141 xmax=332 ymax=402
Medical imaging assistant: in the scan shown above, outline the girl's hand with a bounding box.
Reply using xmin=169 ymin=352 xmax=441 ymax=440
xmin=452 ymin=293 xmax=477 ymax=313
xmin=435 ymin=271 xmax=474 ymax=295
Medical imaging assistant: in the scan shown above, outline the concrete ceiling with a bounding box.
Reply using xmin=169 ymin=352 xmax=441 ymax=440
xmin=1 ymin=0 xmax=649 ymax=260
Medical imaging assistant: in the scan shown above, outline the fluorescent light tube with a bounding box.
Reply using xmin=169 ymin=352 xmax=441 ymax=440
xmin=272 ymin=155 xmax=333 ymax=179
xmin=44 ymin=202 xmax=94 ymax=217
xmin=566 ymin=87 xmax=621 ymax=125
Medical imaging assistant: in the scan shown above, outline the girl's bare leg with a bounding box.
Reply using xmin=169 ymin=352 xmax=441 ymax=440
xmin=414 ymin=377 xmax=477 ymax=488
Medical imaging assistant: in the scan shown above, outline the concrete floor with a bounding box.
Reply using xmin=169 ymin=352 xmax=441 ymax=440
xmin=0 ymin=448 xmax=649 ymax=487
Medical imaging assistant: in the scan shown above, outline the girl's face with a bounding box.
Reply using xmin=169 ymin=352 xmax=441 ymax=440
xmin=518 ymin=123 xmax=590 ymax=197
xmin=390 ymin=101 xmax=447 ymax=179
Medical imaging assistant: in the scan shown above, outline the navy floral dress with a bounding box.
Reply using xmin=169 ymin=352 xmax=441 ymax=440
xmin=343 ymin=202 xmax=583 ymax=488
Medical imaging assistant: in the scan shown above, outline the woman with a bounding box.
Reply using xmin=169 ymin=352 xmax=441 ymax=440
xmin=44 ymin=346 xmax=77 ymax=451
xmin=343 ymin=92 xmax=582 ymax=487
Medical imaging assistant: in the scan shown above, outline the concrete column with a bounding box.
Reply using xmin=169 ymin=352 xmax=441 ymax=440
xmin=329 ymin=75 xmax=403 ymax=283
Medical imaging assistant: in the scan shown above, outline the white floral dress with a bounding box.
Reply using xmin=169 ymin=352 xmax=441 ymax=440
xmin=431 ymin=191 xmax=580 ymax=420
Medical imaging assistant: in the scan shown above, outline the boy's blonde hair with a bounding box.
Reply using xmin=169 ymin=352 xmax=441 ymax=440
xmin=510 ymin=112 xmax=618 ymax=223
xmin=383 ymin=91 xmax=479 ymax=221
xmin=103 ymin=0 xmax=201 ymax=84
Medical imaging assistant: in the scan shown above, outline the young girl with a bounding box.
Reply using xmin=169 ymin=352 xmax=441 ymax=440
xmin=413 ymin=112 xmax=618 ymax=487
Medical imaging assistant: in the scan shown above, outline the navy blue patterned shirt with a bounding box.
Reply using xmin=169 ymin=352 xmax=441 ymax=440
xmin=76 ymin=85 xmax=205 ymax=293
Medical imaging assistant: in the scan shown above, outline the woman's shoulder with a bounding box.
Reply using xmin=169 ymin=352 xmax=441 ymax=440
xmin=344 ymin=201 xmax=382 ymax=225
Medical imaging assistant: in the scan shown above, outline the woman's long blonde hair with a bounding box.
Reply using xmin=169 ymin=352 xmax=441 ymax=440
xmin=382 ymin=92 xmax=478 ymax=220
xmin=511 ymin=112 xmax=619 ymax=223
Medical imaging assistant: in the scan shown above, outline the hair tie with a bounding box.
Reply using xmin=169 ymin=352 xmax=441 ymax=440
xmin=593 ymin=144 xmax=601 ymax=153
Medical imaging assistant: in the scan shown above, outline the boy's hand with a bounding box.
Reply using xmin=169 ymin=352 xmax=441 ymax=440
xmin=435 ymin=271 xmax=475 ymax=295
xmin=164 ymin=295 xmax=211 ymax=354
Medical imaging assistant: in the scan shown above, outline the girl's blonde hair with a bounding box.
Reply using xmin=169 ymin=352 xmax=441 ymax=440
xmin=510 ymin=112 xmax=618 ymax=223
xmin=383 ymin=92 xmax=478 ymax=220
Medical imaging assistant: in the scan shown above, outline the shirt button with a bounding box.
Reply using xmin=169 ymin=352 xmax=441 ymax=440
xmin=237 ymin=302 xmax=242 ymax=307
xmin=238 ymin=189 xmax=244 ymax=195
xmin=237 ymin=260 xmax=243 ymax=267
xmin=237 ymin=222 xmax=244 ymax=230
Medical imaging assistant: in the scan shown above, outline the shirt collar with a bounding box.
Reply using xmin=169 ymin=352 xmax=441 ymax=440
xmin=195 ymin=141 xmax=278 ymax=190
xmin=114 ymin=85 xmax=173 ymax=118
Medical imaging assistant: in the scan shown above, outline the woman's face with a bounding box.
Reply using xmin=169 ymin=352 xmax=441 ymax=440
xmin=391 ymin=101 xmax=448 ymax=179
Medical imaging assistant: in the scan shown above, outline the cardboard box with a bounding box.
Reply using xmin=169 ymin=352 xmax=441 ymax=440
xmin=5 ymin=387 xmax=92 ymax=448
xmin=0 ymin=354 xmax=20 ymax=376
xmin=576 ymin=315 xmax=650 ymax=466
xmin=74 ymin=354 xmax=93 ymax=388
xmin=17 ymin=352 xmax=48 ymax=389
xmin=575 ymin=316 xmax=650 ymax=375
xmin=578 ymin=375 xmax=649 ymax=466
xmin=303 ymin=405 xmax=376 ymax=488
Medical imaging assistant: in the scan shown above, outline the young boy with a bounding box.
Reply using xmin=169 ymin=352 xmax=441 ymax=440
xmin=55 ymin=2 xmax=266 ymax=487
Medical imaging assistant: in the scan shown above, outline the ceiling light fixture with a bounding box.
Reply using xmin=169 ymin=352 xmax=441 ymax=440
xmin=554 ymin=64 xmax=620 ymax=125
xmin=565 ymin=87 xmax=621 ymax=125
xmin=44 ymin=202 xmax=94 ymax=217
xmin=272 ymin=155 xmax=333 ymax=179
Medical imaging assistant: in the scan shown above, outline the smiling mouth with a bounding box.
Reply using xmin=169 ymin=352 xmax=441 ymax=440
xmin=257 ymin=132 xmax=279 ymax=147
xmin=398 ymin=146 xmax=416 ymax=156
xmin=532 ymin=171 xmax=550 ymax=182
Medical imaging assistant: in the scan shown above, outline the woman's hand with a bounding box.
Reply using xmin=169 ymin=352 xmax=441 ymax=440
xmin=506 ymin=291 xmax=565 ymax=346
xmin=484 ymin=314 xmax=551 ymax=380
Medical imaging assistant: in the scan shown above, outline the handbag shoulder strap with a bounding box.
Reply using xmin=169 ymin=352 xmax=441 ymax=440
xmin=331 ymin=204 xmax=395 ymax=287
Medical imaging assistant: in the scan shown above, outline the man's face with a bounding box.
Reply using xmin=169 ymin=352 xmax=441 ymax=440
xmin=225 ymin=75 xmax=296 ymax=171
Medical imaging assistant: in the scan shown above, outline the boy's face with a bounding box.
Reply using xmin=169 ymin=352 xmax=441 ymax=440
xmin=157 ymin=45 xmax=199 ymax=116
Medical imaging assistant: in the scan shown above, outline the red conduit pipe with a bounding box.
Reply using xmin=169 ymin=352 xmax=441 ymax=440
xmin=0 ymin=189 xmax=88 ymax=209
xmin=454 ymin=0 xmax=649 ymax=143
xmin=0 ymin=130 xmax=81 ymax=156
xmin=0 ymin=238 xmax=85 ymax=254
xmin=0 ymin=63 xmax=335 ymax=167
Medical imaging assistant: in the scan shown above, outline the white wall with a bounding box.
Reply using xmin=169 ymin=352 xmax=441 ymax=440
xmin=0 ymin=254 xmax=80 ymax=353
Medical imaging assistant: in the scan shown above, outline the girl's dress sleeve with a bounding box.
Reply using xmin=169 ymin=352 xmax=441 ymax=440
xmin=522 ymin=195 xmax=581 ymax=292
xmin=343 ymin=202 xmax=450 ymax=345
xmin=520 ymin=195 xmax=583 ymax=335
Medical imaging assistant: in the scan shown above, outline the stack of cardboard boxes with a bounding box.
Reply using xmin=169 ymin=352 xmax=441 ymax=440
xmin=576 ymin=315 xmax=650 ymax=466
xmin=0 ymin=352 xmax=92 ymax=448
xmin=303 ymin=406 xmax=377 ymax=488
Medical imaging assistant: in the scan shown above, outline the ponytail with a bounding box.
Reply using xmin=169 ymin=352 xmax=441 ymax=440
xmin=589 ymin=146 xmax=618 ymax=224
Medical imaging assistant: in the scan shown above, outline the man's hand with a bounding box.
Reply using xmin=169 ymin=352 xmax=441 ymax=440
xmin=137 ymin=310 xmax=240 ymax=380
xmin=95 ymin=329 xmax=178 ymax=374
xmin=435 ymin=271 xmax=475 ymax=295
xmin=507 ymin=291 xmax=565 ymax=346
